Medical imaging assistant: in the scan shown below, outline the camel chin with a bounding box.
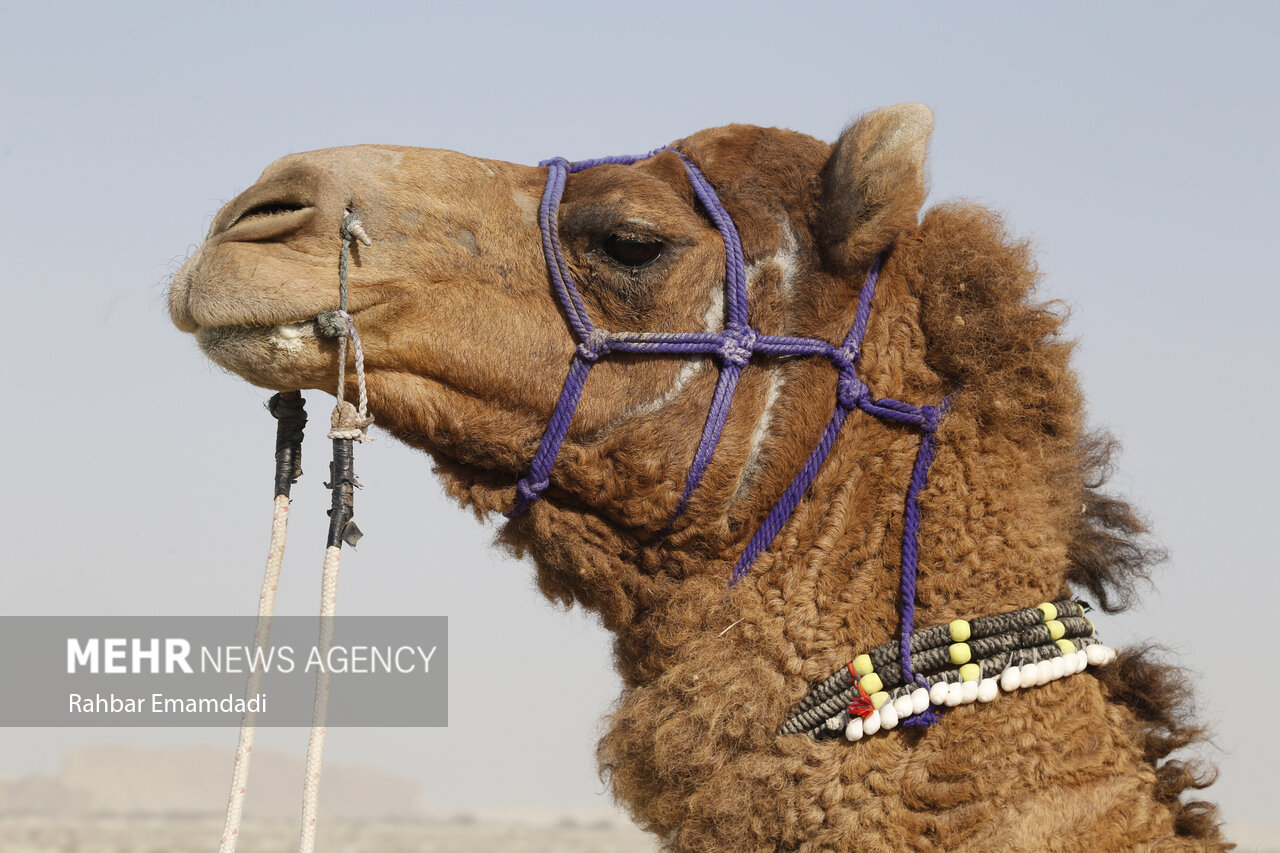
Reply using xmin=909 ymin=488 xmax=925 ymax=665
xmin=194 ymin=321 xmax=330 ymax=392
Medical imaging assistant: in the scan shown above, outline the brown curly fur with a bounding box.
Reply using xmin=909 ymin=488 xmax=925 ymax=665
xmin=172 ymin=106 xmax=1227 ymax=850
xmin=474 ymin=170 xmax=1226 ymax=852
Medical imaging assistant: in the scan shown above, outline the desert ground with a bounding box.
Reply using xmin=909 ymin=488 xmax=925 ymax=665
xmin=2 ymin=745 xmax=1277 ymax=851
xmin=0 ymin=746 xmax=658 ymax=852
xmin=0 ymin=815 xmax=658 ymax=853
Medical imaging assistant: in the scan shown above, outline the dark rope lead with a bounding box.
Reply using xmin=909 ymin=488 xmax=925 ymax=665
xmin=326 ymin=437 xmax=362 ymax=548
xmin=269 ymin=391 xmax=307 ymax=498
xmin=219 ymin=391 xmax=309 ymax=853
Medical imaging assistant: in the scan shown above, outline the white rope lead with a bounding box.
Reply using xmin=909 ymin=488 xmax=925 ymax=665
xmin=217 ymin=216 xmax=372 ymax=853
xmin=218 ymin=491 xmax=292 ymax=853
xmin=297 ymin=213 xmax=372 ymax=852
xmin=298 ymin=544 xmax=342 ymax=853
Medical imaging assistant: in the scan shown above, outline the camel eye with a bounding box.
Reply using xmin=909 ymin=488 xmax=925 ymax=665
xmin=603 ymin=234 xmax=663 ymax=268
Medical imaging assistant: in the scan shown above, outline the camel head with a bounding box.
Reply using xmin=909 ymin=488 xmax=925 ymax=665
xmin=170 ymin=104 xmax=938 ymax=612
xmin=171 ymin=104 xmax=1222 ymax=850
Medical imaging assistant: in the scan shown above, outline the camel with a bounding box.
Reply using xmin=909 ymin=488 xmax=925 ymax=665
xmin=169 ymin=104 xmax=1225 ymax=851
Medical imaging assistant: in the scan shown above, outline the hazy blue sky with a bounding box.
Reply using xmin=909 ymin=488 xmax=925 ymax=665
xmin=2 ymin=0 xmax=1276 ymax=842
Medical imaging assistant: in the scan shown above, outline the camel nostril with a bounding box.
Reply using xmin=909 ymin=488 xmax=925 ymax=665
xmin=218 ymin=195 xmax=316 ymax=242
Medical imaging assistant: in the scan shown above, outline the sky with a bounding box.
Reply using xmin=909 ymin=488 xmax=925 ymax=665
xmin=1 ymin=0 xmax=1277 ymax=843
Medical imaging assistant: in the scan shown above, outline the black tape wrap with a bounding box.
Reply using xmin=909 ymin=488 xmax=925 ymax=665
xmin=268 ymin=393 xmax=307 ymax=498
xmin=326 ymin=438 xmax=362 ymax=548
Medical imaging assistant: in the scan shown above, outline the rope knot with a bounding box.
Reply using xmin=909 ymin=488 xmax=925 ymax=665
xmin=921 ymin=404 xmax=942 ymax=433
xmin=339 ymin=211 xmax=372 ymax=247
xmin=829 ymin=345 xmax=858 ymax=372
xmin=576 ymin=329 xmax=611 ymax=363
xmin=267 ymin=393 xmax=307 ymax=447
xmin=837 ymin=374 xmax=870 ymax=410
xmin=267 ymin=392 xmax=306 ymax=422
xmin=315 ymin=311 xmax=347 ymax=339
xmin=718 ymin=326 xmax=758 ymax=367
xmin=327 ymin=400 xmax=374 ymax=442
xmin=513 ymin=476 xmax=550 ymax=508
xmin=506 ymin=475 xmax=551 ymax=519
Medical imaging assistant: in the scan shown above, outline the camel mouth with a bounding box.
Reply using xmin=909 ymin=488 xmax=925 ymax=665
xmin=193 ymin=303 xmax=381 ymax=363
xmin=196 ymin=320 xmax=317 ymax=359
xmin=192 ymin=319 xmax=342 ymax=391
xmin=191 ymin=302 xmax=377 ymax=335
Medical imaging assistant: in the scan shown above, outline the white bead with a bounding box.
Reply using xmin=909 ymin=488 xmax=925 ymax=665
xmin=1103 ymin=645 xmax=1117 ymax=664
xmin=999 ymin=667 xmax=1022 ymax=692
xmin=845 ymin=716 xmax=864 ymax=741
xmin=880 ymin=703 xmax=899 ymax=730
xmin=945 ymin=682 xmax=964 ymax=707
xmin=911 ymin=687 xmax=931 ymax=715
xmin=862 ymin=710 xmax=881 ymax=735
xmin=961 ymin=680 xmax=979 ymax=703
xmin=1072 ymin=650 xmax=1087 ymax=673
xmin=977 ymin=678 xmax=999 ymax=703
xmin=1036 ymin=659 xmax=1055 ymax=686
xmin=1020 ymin=663 xmax=1039 ymax=686
xmin=929 ymin=681 xmax=949 ymax=705
xmin=894 ymin=695 xmax=915 ymax=719
xmin=1086 ymin=643 xmax=1108 ymax=666
xmin=1051 ymin=656 xmax=1067 ymax=680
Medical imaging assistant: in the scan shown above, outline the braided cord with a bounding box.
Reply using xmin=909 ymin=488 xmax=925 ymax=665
xmin=668 ymin=362 xmax=743 ymax=525
xmin=334 ymin=211 xmax=359 ymax=409
xmin=538 ymin=159 xmax=595 ymax=340
xmin=730 ymin=404 xmax=852 ymax=583
xmin=298 ymin=545 xmax=341 ymax=853
xmin=510 ymin=355 xmax=594 ymax=517
xmin=898 ymin=412 xmax=943 ymax=690
xmin=218 ymin=394 xmax=308 ymax=853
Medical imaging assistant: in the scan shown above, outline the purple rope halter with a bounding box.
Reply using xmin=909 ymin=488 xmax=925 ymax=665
xmin=507 ymin=147 xmax=951 ymax=723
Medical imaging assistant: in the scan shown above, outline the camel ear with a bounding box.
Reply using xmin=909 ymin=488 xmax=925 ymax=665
xmin=815 ymin=103 xmax=933 ymax=270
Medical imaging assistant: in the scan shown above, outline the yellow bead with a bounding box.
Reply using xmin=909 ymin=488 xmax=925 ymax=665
xmin=949 ymin=619 xmax=971 ymax=642
xmin=853 ymin=654 xmax=874 ymax=677
xmin=959 ymin=663 xmax=981 ymax=682
xmin=871 ymin=691 xmax=889 ymax=709
xmin=1037 ymin=602 xmax=1058 ymax=622
xmin=860 ymin=672 xmax=883 ymax=695
xmin=949 ymin=643 xmax=972 ymax=665
xmin=1047 ymin=620 xmax=1065 ymax=641
xmin=1056 ymin=639 xmax=1077 ymax=656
